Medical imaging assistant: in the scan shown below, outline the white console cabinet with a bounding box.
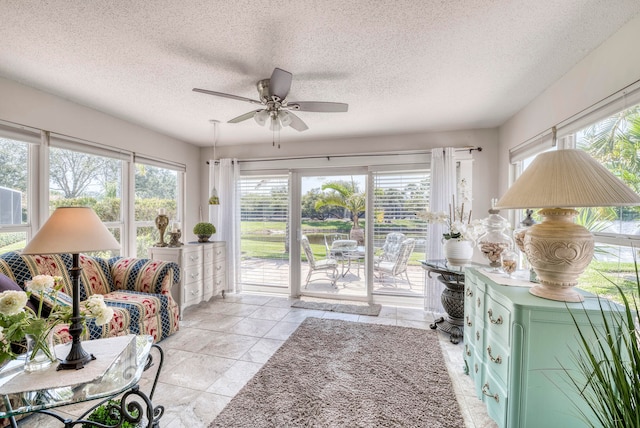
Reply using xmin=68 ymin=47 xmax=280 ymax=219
xmin=148 ymin=241 xmax=226 ymax=317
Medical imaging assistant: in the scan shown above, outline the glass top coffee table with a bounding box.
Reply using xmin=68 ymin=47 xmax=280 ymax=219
xmin=0 ymin=334 xmax=163 ymax=428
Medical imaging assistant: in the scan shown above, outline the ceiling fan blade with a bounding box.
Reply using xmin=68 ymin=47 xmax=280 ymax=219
xmin=269 ymin=68 xmax=292 ymax=101
xmin=193 ymin=88 xmax=262 ymax=105
xmin=228 ymin=110 xmax=262 ymax=123
xmin=288 ymin=101 xmax=348 ymax=112
xmin=287 ymin=112 xmax=309 ymax=132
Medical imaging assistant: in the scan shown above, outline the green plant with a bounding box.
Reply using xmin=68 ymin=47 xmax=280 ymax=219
xmin=83 ymin=399 xmax=140 ymax=428
xmin=193 ymin=222 xmax=216 ymax=235
xmin=565 ymin=266 xmax=640 ymax=427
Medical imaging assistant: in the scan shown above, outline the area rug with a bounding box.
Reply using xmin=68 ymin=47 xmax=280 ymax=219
xmin=209 ymin=318 xmax=464 ymax=428
xmin=290 ymin=300 xmax=382 ymax=316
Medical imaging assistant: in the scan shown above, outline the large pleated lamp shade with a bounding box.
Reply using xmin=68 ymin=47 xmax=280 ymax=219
xmin=495 ymin=149 xmax=640 ymax=302
xmin=22 ymin=207 xmax=120 ymax=369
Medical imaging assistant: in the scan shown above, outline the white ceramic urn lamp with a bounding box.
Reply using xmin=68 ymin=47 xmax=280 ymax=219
xmin=495 ymin=149 xmax=640 ymax=302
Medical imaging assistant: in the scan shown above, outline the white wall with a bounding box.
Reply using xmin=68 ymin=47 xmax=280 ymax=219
xmin=498 ymin=13 xmax=640 ymax=194
xmin=0 ymin=76 xmax=203 ymax=243
xmin=204 ymin=128 xmax=500 ymax=225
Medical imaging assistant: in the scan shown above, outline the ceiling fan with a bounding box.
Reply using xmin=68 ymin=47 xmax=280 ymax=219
xmin=193 ymin=68 xmax=348 ymax=132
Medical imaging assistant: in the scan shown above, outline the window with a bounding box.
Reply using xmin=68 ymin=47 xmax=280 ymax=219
xmin=512 ymin=102 xmax=640 ymax=302
xmin=570 ymin=104 xmax=640 ymax=301
xmin=134 ymin=163 xmax=180 ymax=258
xmin=49 ymin=146 xmax=124 ymax=257
xmin=0 ymin=136 xmax=31 ymax=252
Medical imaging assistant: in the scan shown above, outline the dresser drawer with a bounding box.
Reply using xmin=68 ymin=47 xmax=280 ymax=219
xmin=484 ymin=339 xmax=509 ymax=385
xmin=182 ymin=264 xmax=203 ymax=285
xmin=484 ymin=299 xmax=511 ymax=345
xmin=482 ymin=371 xmax=507 ymax=428
xmin=183 ymin=280 xmax=202 ymax=306
xmin=182 ymin=248 xmax=203 ymax=268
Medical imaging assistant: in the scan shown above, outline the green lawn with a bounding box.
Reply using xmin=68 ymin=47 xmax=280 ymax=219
xmin=578 ymin=260 xmax=638 ymax=304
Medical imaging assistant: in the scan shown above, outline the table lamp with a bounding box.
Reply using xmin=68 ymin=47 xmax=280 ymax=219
xmin=21 ymin=207 xmax=120 ymax=369
xmin=495 ymin=149 xmax=640 ymax=302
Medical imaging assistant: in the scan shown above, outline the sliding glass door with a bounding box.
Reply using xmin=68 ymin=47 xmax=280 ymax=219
xmin=238 ymin=174 xmax=290 ymax=291
xmin=371 ymin=169 xmax=429 ymax=297
xmin=298 ymin=172 xmax=367 ymax=298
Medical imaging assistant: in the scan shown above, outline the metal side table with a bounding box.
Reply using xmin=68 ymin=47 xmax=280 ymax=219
xmin=0 ymin=335 xmax=163 ymax=427
xmin=421 ymin=259 xmax=483 ymax=344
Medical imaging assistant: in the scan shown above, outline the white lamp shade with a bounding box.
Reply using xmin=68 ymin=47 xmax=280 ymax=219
xmin=22 ymin=207 xmax=120 ymax=255
xmin=496 ymin=149 xmax=640 ymax=209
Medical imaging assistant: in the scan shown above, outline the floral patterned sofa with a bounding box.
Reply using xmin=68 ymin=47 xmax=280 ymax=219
xmin=0 ymin=251 xmax=180 ymax=343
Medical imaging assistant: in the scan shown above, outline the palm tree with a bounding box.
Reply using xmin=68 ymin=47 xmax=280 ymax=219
xmin=315 ymin=179 xmax=365 ymax=230
xmin=578 ymin=105 xmax=640 ymax=193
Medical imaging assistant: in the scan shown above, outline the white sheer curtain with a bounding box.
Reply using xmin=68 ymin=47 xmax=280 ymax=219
xmin=209 ymin=158 xmax=240 ymax=293
xmin=425 ymin=147 xmax=456 ymax=313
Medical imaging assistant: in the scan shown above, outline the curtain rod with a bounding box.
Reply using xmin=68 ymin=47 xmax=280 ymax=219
xmin=207 ymin=146 xmax=482 ymax=165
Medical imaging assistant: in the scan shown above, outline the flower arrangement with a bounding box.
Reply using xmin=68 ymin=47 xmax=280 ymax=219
xmin=419 ymin=198 xmax=484 ymax=242
xmin=0 ymin=275 xmax=114 ymax=366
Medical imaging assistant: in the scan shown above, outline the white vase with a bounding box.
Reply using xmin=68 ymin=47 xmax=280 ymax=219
xmin=443 ymin=239 xmax=474 ymax=266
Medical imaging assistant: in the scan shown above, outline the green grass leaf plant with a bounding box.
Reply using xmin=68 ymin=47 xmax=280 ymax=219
xmin=565 ymin=264 xmax=640 ymax=427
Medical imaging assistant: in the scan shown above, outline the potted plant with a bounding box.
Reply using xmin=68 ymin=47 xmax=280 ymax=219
xmin=193 ymin=222 xmax=216 ymax=242
xmin=564 ymin=268 xmax=640 ymax=427
xmin=83 ymin=399 xmax=140 ymax=428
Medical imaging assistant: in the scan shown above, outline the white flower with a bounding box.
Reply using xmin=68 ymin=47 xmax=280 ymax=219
xmin=27 ymin=275 xmax=55 ymax=293
xmin=83 ymin=295 xmax=114 ymax=325
xmin=0 ymin=326 xmax=4 ymax=342
xmin=0 ymin=290 xmax=28 ymax=316
xmin=94 ymin=307 xmax=114 ymax=326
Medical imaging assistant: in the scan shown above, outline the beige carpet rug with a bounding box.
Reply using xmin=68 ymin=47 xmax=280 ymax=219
xmin=291 ymin=300 xmax=382 ymax=316
xmin=210 ymin=318 xmax=464 ymax=428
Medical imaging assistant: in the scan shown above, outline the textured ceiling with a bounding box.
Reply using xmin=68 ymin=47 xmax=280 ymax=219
xmin=1 ymin=1 xmax=639 ymax=147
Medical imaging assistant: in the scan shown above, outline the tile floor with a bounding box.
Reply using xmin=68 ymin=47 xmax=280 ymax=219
xmin=20 ymin=294 xmax=497 ymax=427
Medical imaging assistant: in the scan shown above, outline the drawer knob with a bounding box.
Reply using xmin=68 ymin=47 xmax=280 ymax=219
xmin=190 ymin=272 xmax=200 ymax=279
xmin=487 ymin=309 xmax=503 ymax=325
xmin=476 ymin=331 xmax=480 ymax=341
xmin=466 ymin=315 xmax=472 ymax=327
xmin=190 ymin=289 xmax=200 ymax=296
xmin=216 ymin=279 xmax=222 ymax=285
xmin=465 ymin=344 xmax=471 ymax=357
xmin=474 ymin=363 xmax=478 ymax=374
xmin=216 ymin=266 xmax=222 ymax=271
xmin=482 ymin=383 xmax=500 ymax=403
xmin=466 ymin=288 xmax=473 ymax=297
xmin=487 ymin=346 xmax=502 ymax=364
xmin=477 ymin=297 xmax=481 ymax=307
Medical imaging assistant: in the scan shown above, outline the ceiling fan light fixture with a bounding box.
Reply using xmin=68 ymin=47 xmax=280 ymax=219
xmin=279 ymin=110 xmax=292 ymax=127
xmin=269 ymin=116 xmax=282 ymax=132
xmin=254 ymin=109 xmax=269 ymax=126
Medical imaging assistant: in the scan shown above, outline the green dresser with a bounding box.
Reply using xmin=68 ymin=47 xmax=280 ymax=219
xmin=464 ymin=268 xmax=621 ymax=428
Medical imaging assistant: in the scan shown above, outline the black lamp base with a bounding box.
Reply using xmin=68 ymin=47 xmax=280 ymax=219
xmin=57 ymin=349 xmax=95 ymax=370
xmin=56 ymin=308 xmax=94 ymax=371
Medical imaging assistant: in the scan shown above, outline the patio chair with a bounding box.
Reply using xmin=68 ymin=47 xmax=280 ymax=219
xmin=301 ymin=235 xmax=339 ymax=288
xmin=374 ymin=238 xmax=416 ymax=287
xmin=375 ymin=232 xmax=406 ymax=263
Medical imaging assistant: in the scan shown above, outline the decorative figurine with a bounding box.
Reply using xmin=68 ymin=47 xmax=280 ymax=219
xmin=155 ymin=210 xmax=169 ymax=247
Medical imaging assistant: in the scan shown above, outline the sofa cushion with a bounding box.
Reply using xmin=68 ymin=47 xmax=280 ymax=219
xmin=109 ymin=257 xmax=178 ymax=296
xmin=79 ymin=255 xmax=113 ymax=296
xmin=102 ymin=290 xmax=178 ymax=341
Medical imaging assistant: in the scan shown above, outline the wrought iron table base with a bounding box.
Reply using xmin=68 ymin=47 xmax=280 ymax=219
xmin=6 ymin=344 xmax=164 ymax=428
